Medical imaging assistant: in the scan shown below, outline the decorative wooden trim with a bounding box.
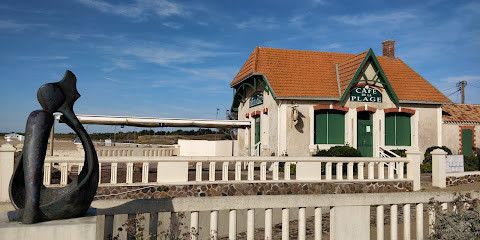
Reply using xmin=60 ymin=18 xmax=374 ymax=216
xmin=313 ymin=104 xmax=349 ymax=112
xmin=250 ymin=110 xmax=261 ymax=117
xmin=263 ymin=108 xmax=268 ymax=114
xmin=356 ymin=106 xmax=377 ymax=113
xmin=384 ymin=107 xmax=416 ymax=115
xmin=459 ymin=126 xmax=476 ymax=154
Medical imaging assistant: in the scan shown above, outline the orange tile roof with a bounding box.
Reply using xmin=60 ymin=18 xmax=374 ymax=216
xmin=337 ymin=51 xmax=367 ymax=94
xmin=231 ymin=47 xmax=451 ymax=103
xmin=442 ymin=104 xmax=480 ymax=123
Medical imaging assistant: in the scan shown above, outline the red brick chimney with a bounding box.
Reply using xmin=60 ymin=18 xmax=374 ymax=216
xmin=382 ymin=40 xmax=395 ymax=58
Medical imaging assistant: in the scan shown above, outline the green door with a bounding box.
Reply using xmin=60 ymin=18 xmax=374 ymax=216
xmin=357 ymin=112 xmax=373 ymax=157
xmin=462 ymin=129 xmax=473 ymax=156
xmin=254 ymin=117 xmax=261 ymax=154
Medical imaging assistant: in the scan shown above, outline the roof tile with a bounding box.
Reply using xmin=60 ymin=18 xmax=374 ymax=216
xmin=442 ymin=104 xmax=480 ymax=123
xmin=231 ymin=47 xmax=450 ymax=103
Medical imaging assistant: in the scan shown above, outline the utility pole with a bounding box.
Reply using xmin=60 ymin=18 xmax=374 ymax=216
xmin=461 ymin=80 xmax=466 ymax=104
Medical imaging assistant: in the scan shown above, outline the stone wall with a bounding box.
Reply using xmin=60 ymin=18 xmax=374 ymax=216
xmin=95 ymin=181 xmax=412 ymax=200
xmin=446 ymin=173 xmax=480 ymax=187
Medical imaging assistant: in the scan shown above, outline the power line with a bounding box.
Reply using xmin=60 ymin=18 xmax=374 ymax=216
xmin=468 ymin=83 xmax=480 ymax=89
xmin=440 ymin=86 xmax=458 ymax=93
xmin=446 ymin=89 xmax=461 ymax=97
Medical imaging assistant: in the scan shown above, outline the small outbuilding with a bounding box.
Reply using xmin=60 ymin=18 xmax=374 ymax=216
xmin=230 ymin=40 xmax=451 ymax=157
xmin=4 ymin=133 xmax=25 ymax=142
xmin=442 ymin=104 xmax=480 ymax=155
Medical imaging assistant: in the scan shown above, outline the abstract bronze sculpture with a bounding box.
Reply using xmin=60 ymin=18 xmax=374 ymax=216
xmin=9 ymin=70 xmax=99 ymax=224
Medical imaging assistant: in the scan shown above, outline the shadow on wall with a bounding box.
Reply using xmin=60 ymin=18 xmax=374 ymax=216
xmin=295 ymin=111 xmax=305 ymax=133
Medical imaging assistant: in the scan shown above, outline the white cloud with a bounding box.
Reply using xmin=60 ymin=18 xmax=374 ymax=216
xmin=235 ymin=17 xmax=278 ymax=30
xmin=162 ymin=22 xmax=182 ymax=29
xmin=121 ymin=42 xmax=236 ymax=66
xmin=289 ymin=14 xmax=306 ymax=28
xmin=17 ymin=56 xmax=69 ymax=61
xmin=312 ymin=0 xmax=327 ymax=5
xmin=103 ymin=59 xmax=133 ymax=72
xmin=75 ymin=0 xmax=186 ymax=20
xmin=0 ymin=19 xmax=48 ymax=31
xmin=332 ymin=11 xmax=416 ymax=26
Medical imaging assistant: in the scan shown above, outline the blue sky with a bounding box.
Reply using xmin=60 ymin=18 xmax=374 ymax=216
xmin=1 ymin=0 xmax=479 ymax=133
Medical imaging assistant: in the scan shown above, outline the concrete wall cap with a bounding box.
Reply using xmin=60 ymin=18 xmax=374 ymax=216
xmin=405 ymin=150 xmax=422 ymax=154
xmin=0 ymin=143 xmax=16 ymax=151
xmin=431 ymin=149 xmax=447 ymax=155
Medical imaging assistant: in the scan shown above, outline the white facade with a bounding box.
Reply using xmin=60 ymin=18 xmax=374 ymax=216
xmin=235 ymin=64 xmax=443 ymax=157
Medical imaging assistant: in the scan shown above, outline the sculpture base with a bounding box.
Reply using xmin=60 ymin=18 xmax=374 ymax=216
xmin=1 ymin=209 xmax=98 ymax=240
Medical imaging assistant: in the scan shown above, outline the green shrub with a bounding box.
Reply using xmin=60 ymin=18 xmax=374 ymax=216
xmin=313 ymin=146 xmax=362 ymax=175
xmin=313 ymin=145 xmax=362 ymax=157
xmin=464 ymin=156 xmax=480 ymax=171
xmin=421 ymin=146 xmax=452 ymax=173
xmin=279 ymin=162 xmax=296 ymax=175
xmin=428 ymin=193 xmax=480 ymax=240
xmin=389 ymin=149 xmax=407 ymax=157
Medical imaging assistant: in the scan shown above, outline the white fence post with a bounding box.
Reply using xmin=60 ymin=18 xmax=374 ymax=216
xmin=0 ymin=144 xmax=16 ymax=202
xmin=406 ymin=150 xmax=422 ymax=191
xmin=431 ymin=149 xmax=447 ymax=188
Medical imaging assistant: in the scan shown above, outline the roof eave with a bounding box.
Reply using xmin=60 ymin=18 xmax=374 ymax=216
xmin=275 ymin=96 xmax=340 ymax=101
xmin=443 ymin=120 xmax=480 ymax=125
xmin=399 ymin=100 xmax=452 ymax=105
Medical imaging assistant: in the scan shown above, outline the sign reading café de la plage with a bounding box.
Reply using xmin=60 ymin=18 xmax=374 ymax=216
xmin=350 ymin=86 xmax=382 ymax=103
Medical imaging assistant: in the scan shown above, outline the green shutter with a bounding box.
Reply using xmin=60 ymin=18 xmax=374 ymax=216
xmin=395 ymin=114 xmax=411 ymax=146
xmin=315 ymin=111 xmax=327 ymax=144
xmin=255 ymin=117 xmax=260 ymax=144
xmin=385 ymin=114 xmax=395 ymax=146
xmin=328 ymin=111 xmax=345 ymax=144
xmin=462 ymin=129 xmax=473 ymax=156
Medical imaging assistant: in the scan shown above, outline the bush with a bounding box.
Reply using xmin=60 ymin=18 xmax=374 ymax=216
xmin=464 ymin=156 xmax=480 ymax=171
xmin=279 ymin=162 xmax=296 ymax=175
xmin=389 ymin=149 xmax=407 ymax=157
xmin=421 ymin=146 xmax=452 ymax=173
xmin=428 ymin=193 xmax=480 ymax=240
xmin=313 ymin=146 xmax=362 ymax=175
xmin=313 ymin=145 xmax=362 ymax=157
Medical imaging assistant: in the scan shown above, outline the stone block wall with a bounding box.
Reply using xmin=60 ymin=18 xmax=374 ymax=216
xmin=446 ymin=173 xmax=480 ymax=187
xmin=95 ymin=181 xmax=412 ymax=200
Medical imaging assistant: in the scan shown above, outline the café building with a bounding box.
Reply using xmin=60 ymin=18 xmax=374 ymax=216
xmin=230 ymin=40 xmax=451 ymax=157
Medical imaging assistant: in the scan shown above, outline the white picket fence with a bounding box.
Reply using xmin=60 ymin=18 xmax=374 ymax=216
xmin=94 ymin=190 xmax=480 ymax=240
xmin=41 ymin=154 xmax=420 ymax=188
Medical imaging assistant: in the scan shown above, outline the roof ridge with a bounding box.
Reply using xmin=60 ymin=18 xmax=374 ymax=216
xmin=395 ymin=58 xmax=450 ymax=103
xmin=337 ymin=50 xmax=368 ymax=65
xmin=254 ymin=46 xmax=259 ymax=73
xmin=257 ymin=46 xmax=354 ymax=55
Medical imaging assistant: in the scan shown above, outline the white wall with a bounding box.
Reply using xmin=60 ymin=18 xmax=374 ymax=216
xmin=178 ymin=139 xmax=238 ymax=156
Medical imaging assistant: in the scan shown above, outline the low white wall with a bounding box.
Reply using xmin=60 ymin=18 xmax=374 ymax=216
xmin=446 ymin=171 xmax=480 ymax=178
xmin=178 ymin=139 xmax=238 ymax=156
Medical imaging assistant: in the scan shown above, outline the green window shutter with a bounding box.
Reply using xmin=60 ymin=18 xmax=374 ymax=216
xmin=385 ymin=114 xmax=395 ymax=146
xmin=255 ymin=117 xmax=261 ymax=144
xmin=395 ymin=114 xmax=411 ymax=146
xmin=462 ymin=129 xmax=473 ymax=156
xmin=328 ymin=111 xmax=345 ymax=144
xmin=315 ymin=111 xmax=327 ymax=144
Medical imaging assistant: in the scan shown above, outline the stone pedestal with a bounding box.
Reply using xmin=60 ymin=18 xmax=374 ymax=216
xmin=0 ymin=211 xmax=98 ymax=240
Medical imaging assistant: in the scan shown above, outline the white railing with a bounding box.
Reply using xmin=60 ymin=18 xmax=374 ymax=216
xmin=252 ymin=142 xmax=261 ymax=156
xmin=378 ymin=145 xmax=401 ymax=158
xmin=378 ymin=145 xmax=402 ymax=174
xmin=95 ymin=146 xmax=177 ymax=157
xmin=42 ymin=155 xmax=419 ymax=188
xmin=94 ymin=190 xmax=480 ymax=240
